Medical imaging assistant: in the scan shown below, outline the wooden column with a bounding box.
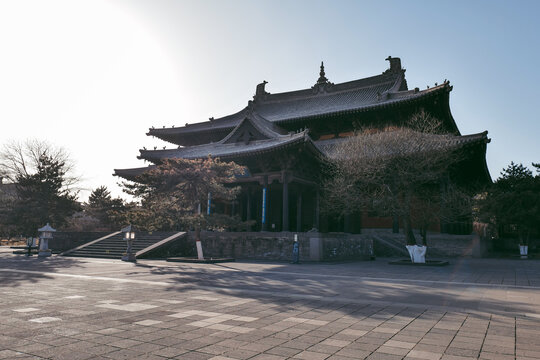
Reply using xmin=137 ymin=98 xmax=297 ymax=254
xmin=246 ymin=190 xmax=251 ymax=221
xmin=282 ymin=172 xmax=289 ymax=231
xmin=296 ymin=190 xmax=302 ymax=232
xmin=314 ymin=189 xmax=320 ymax=230
xmin=262 ymin=176 xmax=268 ymax=231
xmin=344 ymin=214 xmax=351 ymax=233
xmin=392 ymin=214 xmax=399 ymax=233
xmin=245 ymin=189 xmax=252 ymax=231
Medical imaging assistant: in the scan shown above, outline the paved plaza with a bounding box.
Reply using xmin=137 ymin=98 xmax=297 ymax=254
xmin=1 ymin=247 xmax=540 ymax=359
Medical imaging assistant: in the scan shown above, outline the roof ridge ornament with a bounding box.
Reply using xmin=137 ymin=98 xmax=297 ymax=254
xmin=317 ymin=61 xmax=329 ymax=84
xmin=312 ymin=61 xmax=334 ymax=93
xmin=384 ymin=56 xmax=403 ymax=74
xmin=253 ymin=80 xmax=269 ymax=102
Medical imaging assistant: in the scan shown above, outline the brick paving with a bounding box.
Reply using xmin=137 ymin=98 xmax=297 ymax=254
xmin=1 ymin=247 xmax=540 ymax=359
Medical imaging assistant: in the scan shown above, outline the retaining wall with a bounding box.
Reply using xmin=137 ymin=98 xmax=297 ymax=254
xmin=186 ymin=231 xmax=374 ymax=262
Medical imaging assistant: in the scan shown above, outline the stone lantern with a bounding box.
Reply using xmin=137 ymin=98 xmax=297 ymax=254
xmin=121 ymin=225 xmax=136 ymax=262
xmin=37 ymin=223 xmax=55 ymax=257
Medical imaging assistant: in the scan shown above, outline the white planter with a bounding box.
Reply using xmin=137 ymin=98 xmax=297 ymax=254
xmin=406 ymin=245 xmax=427 ymax=263
xmin=519 ymin=245 xmax=528 ymax=259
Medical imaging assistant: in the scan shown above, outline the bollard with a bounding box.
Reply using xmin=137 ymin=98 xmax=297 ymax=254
xmin=26 ymin=238 xmax=33 ymax=257
xmin=292 ymin=234 xmax=299 ymax=264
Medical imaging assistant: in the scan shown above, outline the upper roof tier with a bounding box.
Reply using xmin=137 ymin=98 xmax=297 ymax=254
xmin=147 ymin=57 xmax=457 ymax=146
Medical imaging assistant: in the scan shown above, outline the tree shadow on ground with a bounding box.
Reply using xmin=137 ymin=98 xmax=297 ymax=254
xmin=137 ymin=258 xmax=540 ymax=320
xmin=0 ymin=251 xmax=85 ymax=287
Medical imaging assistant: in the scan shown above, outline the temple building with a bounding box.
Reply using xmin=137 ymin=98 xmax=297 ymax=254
xmin=115 ymin=57 xmax=491 ymax=234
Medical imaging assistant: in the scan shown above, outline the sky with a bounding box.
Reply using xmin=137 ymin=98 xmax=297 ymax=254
xmin=0 ymin=0 xmax=539 ymax=201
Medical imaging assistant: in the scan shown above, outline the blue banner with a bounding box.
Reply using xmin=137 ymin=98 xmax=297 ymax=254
xmin=207 ymin=192 xmax=211 ymax=215
xmin=262 ymin=188 xmax=267 ymax=224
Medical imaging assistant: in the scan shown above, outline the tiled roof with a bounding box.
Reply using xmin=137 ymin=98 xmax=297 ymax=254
xmin=113 ymin=166 xmax=156 ymax=180
xmin=220 ymin=111 xmax=289 ymax=143
xmin=139 ymin=130 xmax=318 ymax=163
xmin=147 ymin=64 xmax=436 ymax=140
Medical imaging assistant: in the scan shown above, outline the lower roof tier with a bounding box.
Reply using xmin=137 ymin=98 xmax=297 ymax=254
xmin=115 ymin=130 xmax=491 ymax=186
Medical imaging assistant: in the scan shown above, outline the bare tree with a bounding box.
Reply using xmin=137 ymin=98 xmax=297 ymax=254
xmin=0 ymin=139 xmax=79 ymax=189
xmin=0 ymin=139 xmax=80 ymax=235
xmin=323 ymin=126 xmax=470 ymax=247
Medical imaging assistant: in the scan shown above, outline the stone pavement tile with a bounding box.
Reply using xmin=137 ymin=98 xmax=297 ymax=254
xmin=108 ymin=338 xmax=145 ymax=349
xmin=133 ymin=319 xmax=163 ymax=326
xmin=151 ymin=346 xmax=189 ymax=358
xmin=215 ymin=339 xmax=249 ymax=349
xmin=453 ymin=335 xmax=485 ymax=344
xmin=250 ymin=354 xmax=286 ymax=360
xmin=176 ymin=339 xmax=212 ymax=351
xmin=86 ymin=344 xmax=119 ymax=356
xmin=372 ymin=327 xmax=400 ymax=335
xmin=480 ymin=344 xmax=514 ymax=355
xmin=198 ymin=344 xmax=231 ymax=356
xmin=397 ymin=330 xmax=428 ymax=338
xmin=255 ymin=336 xmax=287 ymax=347
xmin=384 ymin=340 xmax=416 ymax=350
xmin=280 ymin=340 xmax=314 ymax=350
xmin=516 ymin=349 xmax=540 ymax=358
xmin=28 ymin=317 xmax=61 ymax=323
xmin=355 ymin=335 xmax=387 ymax=346
xmin=327 ymin=355 xmax=363 ymax=360
xmin=132 ymin=332 xmax=168 ymax=342
xmin=391 ymin=335 xmax=422 ymax=344
xmin=334 ymin=347 xmax=371 ymax=359
xmin=412 ymin=344 xmax=447 ymax=354
xmin=337 ymin=329 xmax=368 ymax=338
xmin=13 ymin=308 xmax=40 ymax=313
xmin=264 ymin=346 xmax=302 ymax=357
xmin=105 ymin=348 xmax=146 ymax=359
xmin=9 ymin=341 xmax=52 ymax=354
xmin=406 ymin=349 xmax=443 ymax=360
xmin=366 ymin=352 xmax=403 ymax=360
xmin=155 ymin=334 xmax=193 ymax=350
xmin=419 ymin=336 xmax=453 ymax=347
xmin=172 ymin=351 xmax=214 ymax=360
xmin=445 ymin=347 xmax=479 ymax=358
xmin=130 ymin=354 xmax=164 ymax=360
xmin=293 ymin=350 xmax=331 ymax=359
xmin=129 ymin=342 xmax=165 ymax=353
xmin=479 ymin=352 xmax=515 ymax=360
xmin=307 ymin=343 xmax=341 ymax=355
xmin=0 ymin=349 xmax=26 ymax=358
xmin=441 ymin=356 xmax=476 ymax=360
xmin=376 ymin=345 xmax=411 ymax=356
xmin=222 ymin=348 xmax=259 ymax=359
xmin=320 ymin=339 xmax=351 ymax=347
xmin=238 ymin=342 xmax=275 ymax=353
xmin=306 ymin=329 xmax=336 ymax=339
xmin=271 ymin=331 xmax=300 ymax=340
xmin=96 ymin=327 xmax=124 ymax=335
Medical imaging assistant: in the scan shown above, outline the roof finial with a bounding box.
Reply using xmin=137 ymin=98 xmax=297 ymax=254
xmin=317 ymin=61 xmax=328 ymax=84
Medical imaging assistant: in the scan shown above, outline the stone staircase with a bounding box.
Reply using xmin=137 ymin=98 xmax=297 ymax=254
xmin=62 ymin=231 xmax=185 ymax=259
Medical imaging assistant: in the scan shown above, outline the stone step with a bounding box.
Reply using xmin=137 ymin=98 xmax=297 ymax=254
xmin=63 ymin=231 xmax=183 ymax=259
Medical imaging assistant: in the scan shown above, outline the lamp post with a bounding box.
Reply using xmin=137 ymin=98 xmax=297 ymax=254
xmin=37 ymin=223 xmax=55 ymax=257
xmin=121 ymin=225 xmax=136 ymax=262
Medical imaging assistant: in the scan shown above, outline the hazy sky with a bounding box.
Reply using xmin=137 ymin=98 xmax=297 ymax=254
xmin=1 ymin=0 xmax=539 ymax=201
